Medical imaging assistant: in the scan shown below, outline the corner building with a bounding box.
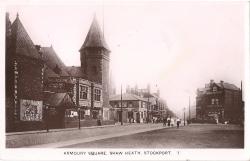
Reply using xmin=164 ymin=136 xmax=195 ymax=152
xmin=6 ymin=13 xmax=113 ymax=132
xmin=196 ymin=80 xmax=244 ymax=124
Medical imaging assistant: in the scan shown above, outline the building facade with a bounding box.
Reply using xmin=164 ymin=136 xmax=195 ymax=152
xmin=6 ymin=13 xmax=113 ymax=132
xmin=6 ymin=13 xmax=45 ymax=132
xmin=109 ymin=85 xmax=171 ymax=124
xmin=109 ymin=93 xmax=149 ymax=123
xmin=196 ymin=80 xmax=243 ymax=123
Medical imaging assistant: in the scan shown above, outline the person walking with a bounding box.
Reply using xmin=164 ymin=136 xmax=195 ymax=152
xmin=163 ymin=117 xmax=167 ymax=126
xmin=167 ymin=117 xmax=171 ymax=127
xmin=176 ymin=118 xmax=180 ymax=128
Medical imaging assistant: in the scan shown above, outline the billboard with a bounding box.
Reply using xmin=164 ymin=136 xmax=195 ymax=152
xmin=20 ymin=99 xmax=43 ymax=121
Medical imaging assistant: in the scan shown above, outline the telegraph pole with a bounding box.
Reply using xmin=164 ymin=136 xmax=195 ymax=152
xmin=183 ymin=107 xmax=186 ymax=126
xmin=189 ymin=96 xmax=191 ymax=122
xmin=120 ymin=84 xmax=123 ymax=125
xmin=147 ymin=90 xmax=150 ymax=123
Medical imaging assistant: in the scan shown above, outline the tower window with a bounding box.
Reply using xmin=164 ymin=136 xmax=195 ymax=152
xmin=80 ymin=85 xmax=88 ymax=99
xmin=211 ymin=98 xmax=215 ymax=105
xmin=94 ymin=89 xmax=101 ymax=101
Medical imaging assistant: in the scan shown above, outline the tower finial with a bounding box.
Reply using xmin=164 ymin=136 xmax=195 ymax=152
xmin=16 ymin=12 xmax=19 ymax=18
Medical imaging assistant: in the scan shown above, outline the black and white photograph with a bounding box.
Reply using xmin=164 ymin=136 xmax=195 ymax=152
xmin=0 ymin=0 xmax=249 ymax=160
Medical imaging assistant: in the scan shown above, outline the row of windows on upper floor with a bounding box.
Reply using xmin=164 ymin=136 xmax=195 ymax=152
xmin=112 ymin=102 xmax=149 ymax=108
xmin=211 ymin=98 xmax=219 ymax=105
xmin=112 ymin=101 xmax=165 ymax=110
xmin=79 ymin=85 xmax=101 ymax=101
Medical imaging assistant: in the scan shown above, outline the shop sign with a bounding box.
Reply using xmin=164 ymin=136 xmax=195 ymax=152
xmin=20 ymin=99 xmax=43 ymax=121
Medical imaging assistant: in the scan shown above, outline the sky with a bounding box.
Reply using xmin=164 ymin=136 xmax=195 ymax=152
xmin=6 ymin=1 xmax=247 ymax=116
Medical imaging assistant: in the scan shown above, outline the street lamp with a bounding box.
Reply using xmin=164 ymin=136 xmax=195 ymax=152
xmin=147 ymin=91 xmax=150 ymax=123
xmin=189 ymin=96 xmax=191 ymax=124
xmin=183 ymin=107 xmax=186 ymax=126
xmin=45 ymin=105 xmax=49 ymax=132
xmin=78 ymin=107 xmax=81 ymax=129
xmin=120 ymin=84 xmax=123 ymax=125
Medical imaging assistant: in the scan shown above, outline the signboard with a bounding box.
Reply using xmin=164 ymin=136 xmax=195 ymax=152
xmin=20 ymin=99 xmax=43 ymax=121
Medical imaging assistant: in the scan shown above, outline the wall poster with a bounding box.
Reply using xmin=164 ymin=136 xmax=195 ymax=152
xmin=20 ymin=99 xmax=43 ymax=121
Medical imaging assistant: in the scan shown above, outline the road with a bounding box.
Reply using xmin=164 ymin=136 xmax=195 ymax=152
xmin=62 ymin=124 xmax=244 ymax=148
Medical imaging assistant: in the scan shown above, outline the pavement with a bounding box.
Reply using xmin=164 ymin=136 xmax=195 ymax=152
xmin=6 ymin=123 xmax=175 ymax=148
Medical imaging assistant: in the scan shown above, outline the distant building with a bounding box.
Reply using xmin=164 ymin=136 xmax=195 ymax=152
xmin=196 ymin=80 xmax=243 ymax=123
xmin=109 ymin=85 xmax=172 ymax=123
xmin=109 ymin=93 xmax=148 ymax=123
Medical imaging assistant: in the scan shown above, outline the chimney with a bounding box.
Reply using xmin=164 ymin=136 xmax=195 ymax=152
xmin=35 ymin=45 xmax=42 ymax=56
xmin=35 ymin=45 xmax=41 ymax=51
xmin=210 ymin=79 xmax=214 ymax=84
xmin=220 ymin=80 xmax=224 ymax=85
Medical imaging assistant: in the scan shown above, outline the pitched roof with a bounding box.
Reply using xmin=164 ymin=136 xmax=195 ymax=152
xmin=41 ymin=46 xmax=69 ymax=77
xmin=79 ymin=16 xmax=110 ymax=51
xmin=216 ymin=82 xmax=239 ymax=91
xmin=44 ymin=66 xmax=60 ymax=79
xmin=10 ymin=14 xmax=41 ymax=60
xmin=66 ymin=66 xmax=86 ymax=78
xmin=110 ymin=93 xmax=148 ymax=102
xmin=44 ymin=92 xmax=74 ymax=107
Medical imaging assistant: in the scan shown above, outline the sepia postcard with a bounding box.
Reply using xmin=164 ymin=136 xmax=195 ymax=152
xmin=0 ymin=0 xmax=249 ymax=161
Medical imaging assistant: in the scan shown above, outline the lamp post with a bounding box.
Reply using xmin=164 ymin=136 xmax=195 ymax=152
xmin=147 ymin=91 xmax=150 ymax=123
xmin=184 ymin=89 xmax=191 ymax=124
xmin=183 ymin=107 xmax=186 ymax=126
xmin=45 ymin=105 xmax=49 ymax=132
xmin=189 ymin=96 xmax=191 ymax=124
xmin=120 ymin=84 xmax=123 ymax=125
xmin=78 ymin=107 xmax=81 ymax=129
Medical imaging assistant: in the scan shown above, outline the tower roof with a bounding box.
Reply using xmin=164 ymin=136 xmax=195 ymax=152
xmin=10 ymin=14 xmax=42 ymax=60
xmin=79 ymin=15 xmax=110 ymax=51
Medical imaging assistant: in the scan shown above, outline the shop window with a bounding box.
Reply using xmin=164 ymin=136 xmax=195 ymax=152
xmin=85 ymin=110 xmax=90 ymax=116
xmin=211 ymin=98 xmax=215 ymax=105
xmin=80 ymin=85 xmax=88 ymax=99
xmin=216 ymin=99 xmax=219 ymax=105
xmin=80 ymin=110 xmax=85 ymax=120
xmin=94 ymin=89 xmax=101 ymax=101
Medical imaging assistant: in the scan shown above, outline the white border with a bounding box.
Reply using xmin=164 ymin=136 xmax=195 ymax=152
xmin=0 ymin=0 xmax=249 ymax=161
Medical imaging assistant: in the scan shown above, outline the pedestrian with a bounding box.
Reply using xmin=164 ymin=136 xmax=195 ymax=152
xmin=167 ymin=117 xmax=171 ymax=127
xmin=176 ymin=118 xmax=180 ymax=128
xmin=163 ymin=117 xmax=167 ymax=126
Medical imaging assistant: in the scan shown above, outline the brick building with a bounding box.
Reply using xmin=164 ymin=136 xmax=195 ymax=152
xmin=6 ymin=13 xmax=44 ymax=132
xmin=109 ymin=85 xmax=171 ymax=124
xmin=6 ymin=13 xmax=113 ymax=131
xmin=196 ymin=80 xmax=244 ymax=123
xmin=109 ymin=93 xmax=148 ymax=123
